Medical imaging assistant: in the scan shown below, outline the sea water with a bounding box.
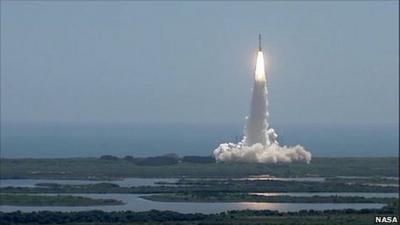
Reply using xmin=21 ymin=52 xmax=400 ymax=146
xmin=1 ymin=122 xmax=398 ymax=158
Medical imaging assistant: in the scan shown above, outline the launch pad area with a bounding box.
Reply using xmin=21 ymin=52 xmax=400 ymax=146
xmin=0 ymin=156 xmax=397 ymax=180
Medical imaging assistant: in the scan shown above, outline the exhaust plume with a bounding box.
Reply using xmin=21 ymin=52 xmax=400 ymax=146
xmin=213 ymin=40 xmax=312 ymax=164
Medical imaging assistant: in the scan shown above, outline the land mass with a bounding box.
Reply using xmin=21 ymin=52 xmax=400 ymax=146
xmin=0 ymin=194 xmax=123 ymax=206
xmin=0 ymin=157 xmax=398 ymax=179
xmin=140 ymin=193 xmax=396 ymax=203
xmin=0 ymin=156 xmax=399 ymax=224
xmin=0 ymin=200 xmax=398 ymax=225
xmin=1 ymin=179 xmax=397 ymax=194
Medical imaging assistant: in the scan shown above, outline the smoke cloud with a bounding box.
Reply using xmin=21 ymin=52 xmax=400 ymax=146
xmin=213 ymin=50 xmax=312 ymax=163
xmin=213 ymin=143 xmax=311 ymax=163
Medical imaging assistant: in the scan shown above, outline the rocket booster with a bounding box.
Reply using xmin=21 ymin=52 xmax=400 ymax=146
xmin=255 ymin=34 xmax=266 ymax=82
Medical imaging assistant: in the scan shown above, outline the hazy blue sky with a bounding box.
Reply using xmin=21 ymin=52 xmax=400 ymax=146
xmin=1 ymin=1 xmax=398 ymax=125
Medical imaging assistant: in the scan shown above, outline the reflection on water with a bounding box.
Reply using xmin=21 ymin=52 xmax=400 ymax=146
xmin=335 ymin=176 xmax=399 ymax=180
xmin=363 ymin=183 xmax=399 ymax=187
xmin=0 ymin=178 xmax=178 ymax=188
xmin=1 ymin=178 xmax=396 ymax=214
xmin=0 ymin=194 xmax=385 ymax=214
xmin=241 ymin=177 xmax=325 ymax=182
xmin=185 ymin=177 xmax=326 ymax=182
xmin=251 ymin=192 xmax=399 ymax=198
xmin=4 ymin=176 xmax=397 ymax=188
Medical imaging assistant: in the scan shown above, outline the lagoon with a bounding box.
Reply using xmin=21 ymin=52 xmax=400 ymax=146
xmin=0 ymin=194 xmax=386 ymax=214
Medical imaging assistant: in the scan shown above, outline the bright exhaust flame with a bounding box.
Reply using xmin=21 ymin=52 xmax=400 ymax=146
xmin=255 ymin=51 xmax=266 ymax=82
xmin=212 ymin=43 xmax=312 ymax=164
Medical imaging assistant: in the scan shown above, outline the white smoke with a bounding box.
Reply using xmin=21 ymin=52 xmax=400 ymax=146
xmin=213 ymin=143 xmax=311 ymax=163
xmin=213 ymin=50 xmax=312 ymax=164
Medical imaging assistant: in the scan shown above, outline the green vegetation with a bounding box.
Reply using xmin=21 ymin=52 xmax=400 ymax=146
xmin=181 ymin=156 xmax=215 ymax=164
xmin=141 ymin=192 xmax=396 ymax=203
xmin=119 ymin=154 xmax=180 ymax=166
xmin=171 ymin=178 xmax=398 ymax=192
xmin=1 ymin=178 xmax=397 ymax=194
xmin=0 ymin=156 xmax=398 ymax=224
xmin=0 ymin=157 xmax=397 ymax=179
xmin=0 ymin=194 xmax=123 ymax=206
xmin=0 ymin=200 xmax=398 ymax=225
xmin=1 ymin=158 xmax=397 ymax=221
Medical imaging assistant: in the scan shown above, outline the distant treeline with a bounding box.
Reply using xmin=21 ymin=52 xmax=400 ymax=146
xmin=0 ymin=202 xmax=398 ymax=225
xmin=1 ymin=157 xmax=397 ymax=179
xmin=100 ymin=154 xmax=215 ymax=166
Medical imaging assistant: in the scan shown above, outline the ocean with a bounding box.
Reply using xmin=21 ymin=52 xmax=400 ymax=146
xmin=0 ymin=122 xmax=398 ymax=158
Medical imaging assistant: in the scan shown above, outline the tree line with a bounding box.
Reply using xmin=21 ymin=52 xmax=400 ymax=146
xmin=0 ymin=201 xmax=397 ymax=225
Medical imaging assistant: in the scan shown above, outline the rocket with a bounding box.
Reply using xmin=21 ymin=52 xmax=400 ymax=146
xmin=254 ymin=33 xmax=265 ymax=82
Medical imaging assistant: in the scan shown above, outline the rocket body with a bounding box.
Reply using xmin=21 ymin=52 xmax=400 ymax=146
xmin=244 ymin=39 xmax=277 ymax=146
xmin=212 ymin=34 xmax=311 ymax=164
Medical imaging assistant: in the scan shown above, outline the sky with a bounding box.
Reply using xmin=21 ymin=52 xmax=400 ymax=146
xmin=1 ymin=1 xmax=398 ymax=126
